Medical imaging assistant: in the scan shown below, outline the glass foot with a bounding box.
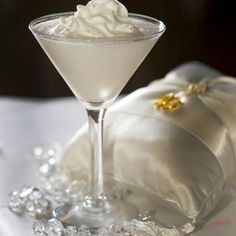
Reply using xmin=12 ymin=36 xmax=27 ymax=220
xmin=53 ymin=200 xmax=138 ymax=230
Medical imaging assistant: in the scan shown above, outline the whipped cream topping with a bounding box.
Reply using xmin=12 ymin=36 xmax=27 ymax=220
xmin=49 ymin=0 xmax=142 ymax=38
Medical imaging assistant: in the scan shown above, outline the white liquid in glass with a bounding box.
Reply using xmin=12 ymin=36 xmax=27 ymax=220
xmin=33 ymin=22 xmax=158 ymax=103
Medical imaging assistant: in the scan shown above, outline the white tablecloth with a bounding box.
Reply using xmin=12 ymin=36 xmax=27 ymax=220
xmin=0 ymin=97 xmax=86 ymax=236
xmin=0 ymin=97 xmax=236 ymax=236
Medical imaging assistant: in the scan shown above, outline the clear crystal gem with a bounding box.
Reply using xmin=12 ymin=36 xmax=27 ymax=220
xmin=78 ymin=225 xmax=91 ymax=236
xmin=9 ymin=190 xmax=20 ymax=198
xmin=34 ymin=204 xmax=48 ymax=217
xmin=26 ymin=201 xmax=37 ymax=217
xmin=138 ymin=212 xmax=154 ymax=222
xmin=48 ymin=156 xmax=57 ymax=165
xmin=99 ymin=224 xmax=120 ymax=236
xmin=179 ymin=222 xmax=195 ymax=234
xmin=8 ymin=198 xmax=25 ymax=214
xmin=159 ymin=228 xmax=180 ymax=236
xmin=33 ymin=221 xmax=46 ymax=235
xmin=39 ymin=163 xmax=53 ymax=175
xmin=47 ymin=148 xmax=56 ymax=157
xmin=54 ymin=191 xmax=70 ymax=204
xmin=33 ymin=147 xmax=43 ymax=157
xmin=8 ymin=190 xmax=25 ymax=214
xmin=65 ymin=180 xmax=86 ymax=202
xmin=99 ymin=220 xmax=188 ymax=236
xmin=37 ymin=198 xmax=50 ymax=208
xmin=9 ymin=186 xmax=50 ymax=218
xmin=65 ymin=226 xmax=78 ymax=236
xmin=29 ymin=188 xmax=43 ymax=200
xmin=42 ymin=173 xmax=70 ymax=193
xmin=19 ymin=186 xmax=34 ymax=198
xmin=18 ymin=186 xmax=35 ymax=207
xmin=26 ymin=201 xmax=35 ymax=212
xmin=48 ymin=218 xmax=64 ymax=234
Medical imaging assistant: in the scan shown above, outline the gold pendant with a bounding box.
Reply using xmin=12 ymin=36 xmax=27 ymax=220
xmin=154 ymin=83 xmax=208 ymax=112
xmin=154 ymin=94 xmax=183 ymax=112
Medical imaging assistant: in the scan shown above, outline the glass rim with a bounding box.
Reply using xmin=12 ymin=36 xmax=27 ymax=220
xmin=29 ymin=12 xmax=166 ymax=43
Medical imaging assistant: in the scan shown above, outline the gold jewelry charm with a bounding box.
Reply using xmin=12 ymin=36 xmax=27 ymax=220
xmin=154 ymin=94 xmax=183 ymax=112
xmin=154 ymin=83 xmax=209 ymax=112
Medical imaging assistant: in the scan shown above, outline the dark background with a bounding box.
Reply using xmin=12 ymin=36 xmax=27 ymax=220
xmin=0 ymin=0 xmax=235 ymax=97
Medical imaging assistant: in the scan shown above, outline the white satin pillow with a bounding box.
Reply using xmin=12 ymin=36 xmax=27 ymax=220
xmin=60 ymin=62 xmax=236 ymax=222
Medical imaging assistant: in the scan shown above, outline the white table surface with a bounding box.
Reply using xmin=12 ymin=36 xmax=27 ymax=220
xmin=0 ymin=97 xmax=236 ymax=236
xmin=0 ymin=97 xmax=87 ymax=236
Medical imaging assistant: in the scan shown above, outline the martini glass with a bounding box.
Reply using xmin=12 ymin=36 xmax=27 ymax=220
xmin=29 ymin=12 xmax=165 ymax=230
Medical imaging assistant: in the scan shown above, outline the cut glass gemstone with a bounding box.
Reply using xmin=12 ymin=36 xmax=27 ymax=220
xmin=29 ymin=188 xmax=44 ymax=200
xmin=8 ymin=199 xmax=25 ymax=214
xmin=179 ymin=222 xmax=195 ymax=234
xmin=19 ymin=186 xmax=34 ymax=199
xmin=65 ymin=226 xmax=78 ymax=236
xmin=48 ymin=218 xmax=64 ymax=234
xmin=33 ymin=221 xmax=47 ymax=235
xmin=78 ymin=225 xmax=91 ymax=236
xmin=39 ymin=163 xmax=53 ymax=175
xmin=33 ymin=147 xmax=43 ymax=157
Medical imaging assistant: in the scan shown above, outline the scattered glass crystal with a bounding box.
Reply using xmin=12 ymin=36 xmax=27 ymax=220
xmin=37 ymin=198 xmax=50 ymax=208
xmin=130 ymin=220 xmax=157 ymax=235
xmin=8 ymin=190 xmax=25 ymax=214
xmin=33 ymin=220 xmax=47 ymax=236
xmin=33 ymin=147 xmax=44 ymax=158
xmin=138 ymin=212 xmax=154 ymax=222
xmin=48 ymin=218 xmax=64 ymax=235
xmin=26 ymin=188 xmax=50 ymax=218
xmin=29 ymin=188 xmax=44 ymax=200
xmin=158 ymin=228 xmax=180 ymax=236
xmin=78 ymin=225 xmax=91 ymax=236
xmin=48 ymin=156 xmax=57 ymax=165
xmin=35 ymin=145 xmax=61 ymax=160
xmin=9 ymin=145 xmax=197 ymax=236
xmin=99 ymin=224 xmax=127 ymax=236
xmin=99 ymin=223 xmax=131 ymax=236
xmin=26 ymin=200 xmax=48 ymax=218
xmin=19 ymin=186 xmax=34 ymax=199
xmin=8 ymin=199 xmax=25 ymax=214
xmin=65 ymin=180 xmax=87 ymax=202
xmin=33 ymin=145 xmax=61 ymax=176
xmin=54 ymin=191 xmax=71 ymax=204
xmin=47 ymin=148 xmax=56 ymax=157
xmin=35 ymin=203 xmax=49 ymax=217
xmin=32 ymin=146 xmax=88 ymax=204
xmin=26 ymin=201 xmax=36 ymax=213
xmin=179 ymin=222 xmax=195 ymax=234
xmin=41 ymin=173 xmax=71 ymax=195
xmin=39 ymin=163 xmax=55 ymax=176
xmin=41 ymin=170 xmax=87 ymax=204
xmin=65 ymin=226 xmax=78 ymax=236
xmin=98 ymin=220 xmax=193 ymax=236
xmin=9 ymin=186 xmax=50 ymax=218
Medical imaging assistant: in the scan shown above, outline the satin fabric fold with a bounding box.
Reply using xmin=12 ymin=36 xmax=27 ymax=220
xmin=60 ymin=62 xmax=236 ymax=222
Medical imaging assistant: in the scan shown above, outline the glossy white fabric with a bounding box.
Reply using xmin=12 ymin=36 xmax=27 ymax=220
xmin=60 ymin=62 xmax=236 ymax=222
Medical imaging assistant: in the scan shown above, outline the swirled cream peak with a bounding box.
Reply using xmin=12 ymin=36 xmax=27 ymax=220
xmin=51 ymin=0 xmax=142 ymax=38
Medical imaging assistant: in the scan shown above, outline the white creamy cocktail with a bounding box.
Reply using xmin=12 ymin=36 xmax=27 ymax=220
xmin=32 ymin=29 xmax=158 ymax=102
xmin=29 ymin=0 xmax=165 ymax=230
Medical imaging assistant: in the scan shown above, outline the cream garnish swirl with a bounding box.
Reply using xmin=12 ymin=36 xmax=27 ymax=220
xmin=50 ymin=0 xmax=142 ymax=38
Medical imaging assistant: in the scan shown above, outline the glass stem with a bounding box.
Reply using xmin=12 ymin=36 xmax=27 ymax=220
xmin=84 ymin=107 xmax=108 ymax=212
